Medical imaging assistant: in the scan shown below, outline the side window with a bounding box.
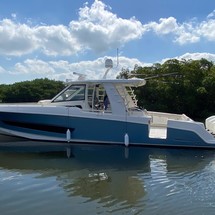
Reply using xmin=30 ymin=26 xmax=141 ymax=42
xmin=53 ymin=85 xmax=86 ymax=102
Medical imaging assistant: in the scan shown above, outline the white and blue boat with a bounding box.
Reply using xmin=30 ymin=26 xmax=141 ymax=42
xmin=0 ymin=60 xmax=215 ymax=148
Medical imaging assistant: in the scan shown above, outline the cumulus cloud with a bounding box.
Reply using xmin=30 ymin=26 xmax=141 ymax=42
xmin=0 ymin=0 xmax=145 ymax=57
xmin=6 ymin=56 xmax=144 ymax=81
xmin=147 ymin=17 xmax=178 ymax=34
xmin=51 ymin=4 xmax=215 ymax=48
xmin=176 ymin=52 xmax=215 ymax=61
xmin=12 ymin=59 xmax=55 ymax=75
xmin=174 ymin=24 xmax=200 ymax=45
xmin=174 ymin=18 xmax=215 ymax=44
xmin=207 ymin=10 xmax=215 ymax=19
xmin=146 ymin=17 xmax=201 ymax=45
xmin=0 ymin=66 xmax=6 ymax=73
xmin=1 ymin=52 xmax=215 ymax=84
xmin=70 ymin=0 xmax=144 ymax=53
xmin=0 ymin=19 xmax=80 ymax=56
xmin=35 ymin=25 xmax=80 ymax=56
xmin=197 ymin=19 xmax=215 ymax=42
xmin=143 ymin=12 xmax=215 ymax=45
xmin=0 ymin=19 xmax=39 ymax=56
xmin=0 ymin=0 xmax=215 ymax=58
xmin=161 ymin=52 xmax=215 ymax=64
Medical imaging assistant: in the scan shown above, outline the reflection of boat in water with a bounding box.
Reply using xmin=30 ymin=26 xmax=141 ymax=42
xmin=0 ymin=145 xmax=215 ymax=200
xmin=0 ymin=59 xmax=215 ymax=149
xmin=0 ymin=145 xmax=151 ymax=206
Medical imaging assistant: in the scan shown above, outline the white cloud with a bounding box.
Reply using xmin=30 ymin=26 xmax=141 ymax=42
xmin=147 ymin=17 xmax=178 ymax=34
xmin=35 ymin=25 xmax=80 ymax=56
xmin=6 ymin=56 xmax=144 ymax=81
xmin=161 ymin=52 xmax=215 ymax=64
xmin=143 ymin=11 xmax=215 ymax=45
xmin=173 ymin=14 xmax=215 ymax=44
xmin=11 ymin=13 xmax=17 ymax=19
xmin=174 ymin=26 xmax=200 ymax=45
xmin=49 ymin=56 xmax=145 ymax=80
xmin=145 ymin=17 xmax=201 ymax=45
xmin=0 ymin=19 xmax=80 ymax=57
xmin=207 ymin=10 xmax=215 ymax=19
xmin=0 ymin=0 xmax=144 ymax=57
xmin=70 ymin=0 xmax=144 ymax=53
xmin=0 ymin=19 xmax=39 ymax=56
xmin=2 ymin=52 xmax=215 ymax=84
xmin=197 ymin=19 xmax=215 ymax=41
xmin=12 ymin=59 xmax=55 ymax=75
xmin=177 ymin=52 xmax=215 ymax=61
xmin=0 ymin=66 xmax=6 ymax=73
xmin=0 ymin=1 xmax=215 ymax=59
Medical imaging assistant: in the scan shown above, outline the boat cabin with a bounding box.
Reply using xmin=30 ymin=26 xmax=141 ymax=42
xmin=43 ymin=79 xmax=146 ymax=115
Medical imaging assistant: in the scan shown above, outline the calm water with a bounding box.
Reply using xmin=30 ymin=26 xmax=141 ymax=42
xmin=1 ymin=143 xmax=215 ymax=215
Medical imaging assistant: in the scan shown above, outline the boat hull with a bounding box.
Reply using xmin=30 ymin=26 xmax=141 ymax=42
xmin=0 ymin=106 xmax=215 ymax=149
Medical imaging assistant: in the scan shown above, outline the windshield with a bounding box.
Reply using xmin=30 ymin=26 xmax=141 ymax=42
xmin=52 ymin=84 xmax=86 ymax=102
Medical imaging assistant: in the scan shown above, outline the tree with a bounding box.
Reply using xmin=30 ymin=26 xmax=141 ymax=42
xmin=0 ymin=78 xmax=65 ymax=103
xmin=118 ymin=58 xmax=215 ymax=119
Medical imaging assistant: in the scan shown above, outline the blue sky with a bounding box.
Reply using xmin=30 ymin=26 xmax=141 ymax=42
xmin=0 ymin=0 xmax=215 ymax=83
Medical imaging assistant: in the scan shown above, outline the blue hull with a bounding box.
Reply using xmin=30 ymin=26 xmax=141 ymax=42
xmin=0 ymin=111 xmax=215 ymax=149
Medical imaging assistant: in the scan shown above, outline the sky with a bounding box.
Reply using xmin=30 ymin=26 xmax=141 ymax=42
xmin=0 ymin=0 xmax=215 ymax=84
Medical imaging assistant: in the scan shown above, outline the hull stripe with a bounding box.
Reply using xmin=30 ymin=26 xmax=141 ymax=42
xmin=3 ymin=120 xmax=74 ymax=134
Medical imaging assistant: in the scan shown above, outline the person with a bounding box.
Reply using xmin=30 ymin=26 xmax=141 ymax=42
xmin=104 ymin=94 xmax=109 ymax=110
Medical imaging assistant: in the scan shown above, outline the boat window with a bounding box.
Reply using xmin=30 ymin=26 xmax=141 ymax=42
xmin=52 ymin=85 xmax=86 ymax=102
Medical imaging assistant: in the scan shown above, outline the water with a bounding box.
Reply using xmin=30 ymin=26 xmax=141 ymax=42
xmin=0 ymin=143 xmax=215 ymax=215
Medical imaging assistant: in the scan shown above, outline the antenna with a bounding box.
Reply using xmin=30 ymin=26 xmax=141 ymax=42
xmin=128 ymin=72 xmax=179 ymax=80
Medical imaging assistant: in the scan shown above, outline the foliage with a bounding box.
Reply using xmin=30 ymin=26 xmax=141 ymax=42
xmin=0 ymin=78 xmax=65 ymax=103
xmin=118 ymin=58 xmax=215 ymax=119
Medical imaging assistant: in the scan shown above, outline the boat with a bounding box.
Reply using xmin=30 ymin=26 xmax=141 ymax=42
xmin=0 ymin=59 xmax=215 ymax=149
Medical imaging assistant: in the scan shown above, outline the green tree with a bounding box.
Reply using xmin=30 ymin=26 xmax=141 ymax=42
xmin=118 ymin=58 xmax=215 ymax=119
xmin=1 ymin=78 xmax=65 ymax=103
